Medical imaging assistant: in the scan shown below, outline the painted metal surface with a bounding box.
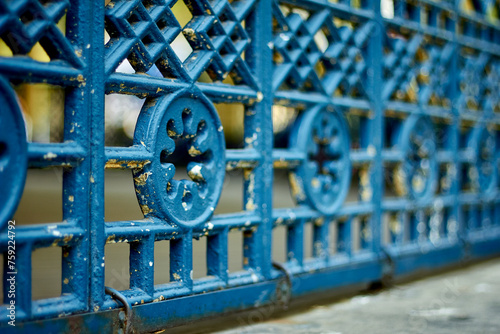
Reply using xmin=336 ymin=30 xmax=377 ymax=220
xmin=0 ymin=0 xmax=499 ymax=332
xmin=132 ymin=88 xmax=226 ymax=227
xmin=0 ymin=77 xmax=27 ymax=229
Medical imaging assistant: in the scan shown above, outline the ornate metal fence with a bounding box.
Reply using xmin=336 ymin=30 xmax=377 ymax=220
xmin=1 ymin=0 xmax=500 ymax=332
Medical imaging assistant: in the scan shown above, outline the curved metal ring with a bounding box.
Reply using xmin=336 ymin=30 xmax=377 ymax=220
xmin=0 ymin=76 xmax=27 ymax=228
xmin=470 ymin=126 xmax=497 ymax=194
xmin=288 ymin=105 xmax=351 ymax=215
xmin=395 ymin=115 xmax=438 ymax=200
xmin=133 ymin=89 xmax=226 ymax=228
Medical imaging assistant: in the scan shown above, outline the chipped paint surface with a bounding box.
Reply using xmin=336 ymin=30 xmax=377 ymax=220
xmin=134 ymin=171 xmax=153 ymax=186
xmin=256 ymin=91 xmax=264 ymax=102
xmin=106 ymin=159 xmax=151 ymax=169
xmin=289 ymin=173 xmax=306 ymax=201
xmin=43 ymin=152 xmax=58 ymax=160
xmin=245 ymin=198 xmax=256 ymax=211
xmin=188 ymin=164 xmax=204 ymax=181
xmin=367 ymin=145 xmax=376 ymax=157
xmin=188 ymin=146 xmax=202 ymax=156
xmin=140 ymin=203 xmax=153 ymax=215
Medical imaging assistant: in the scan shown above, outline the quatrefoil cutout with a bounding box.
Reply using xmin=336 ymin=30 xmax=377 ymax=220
xmin=133 ymin=90 xmax=225 ymax=228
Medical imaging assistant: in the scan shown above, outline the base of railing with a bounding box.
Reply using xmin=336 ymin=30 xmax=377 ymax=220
xmin=5 ymin=249 xmax=500 ymax=334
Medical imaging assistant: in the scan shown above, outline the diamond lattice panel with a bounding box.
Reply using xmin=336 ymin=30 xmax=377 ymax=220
xmin=0 ymin=0 xmax=80 ymax=66
xmin=105 ymin=0 xmax=258 ymax=87
xmin=272 ymin=3 xmax=372 ymax=98
xmin=459 ymin=52 xmax=500 ymax=113
xmin=383 ymin=32 xmax=454 ymax=107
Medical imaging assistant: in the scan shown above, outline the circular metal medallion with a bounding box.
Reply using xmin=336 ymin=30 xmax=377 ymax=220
xmin=133 ymin=89 xmax=225 ymax=228
xmin=288 ymin=105 xmax=351 ymax=215
xmin=395 ymin=115 xmax=438 ymax=199
xmin=470 ymin=126 xmax=496 ymax=193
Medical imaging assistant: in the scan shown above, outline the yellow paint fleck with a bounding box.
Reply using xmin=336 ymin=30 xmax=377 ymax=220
xmin=311 ymin=177 xmax=320 ymax=188
xmin=134 ymin=171 xmax=152 ymax=186
xmin=289 ymin=173 xmax=305 ymax=201
xmin=63 ymin=234 xmax=74 ymax=243
xmin=188 ymin=146 xmax=202 ymax=156
xmin=140 ymin=204 xmax=153 ymax=215
xmin=245 ymin=198 xmax=256 ymax=211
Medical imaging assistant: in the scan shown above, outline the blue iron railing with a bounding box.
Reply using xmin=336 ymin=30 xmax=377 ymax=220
xmin=1 ymin=0 xmax=499 ymax=332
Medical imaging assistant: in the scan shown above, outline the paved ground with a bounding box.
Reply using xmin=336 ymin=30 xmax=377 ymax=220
xmin=214 ymin=259 xmax=500 ymax=334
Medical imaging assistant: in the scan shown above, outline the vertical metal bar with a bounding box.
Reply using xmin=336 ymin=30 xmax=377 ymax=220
xmin=469 ymin=206 xmax=480 ymax=230
xmin=343 ymin=217 xmax=353 ymax=257
xmin=451 ymin=0 xmax=464 ymax=253
xmin=243 ymin=0 xmax=274 ymax=278
xmin=366 ymin=0 xmax=384 ymax=257
xmin=170 ymin=232 xmax=193 ymax=291
xmin=407 ymin=212 xmax=418 ymax=242
xmin=130 ymin=236 xmax=155 ymax=297
xmin=61 ymin=88 xmax=90 ymax=304
xmin=495 ymin=202 xmax=500 ymax=226
xmin=440 ymin=208 xmax=448 ymax=238
xmin=359 ymin=216 xmax=370 ymax=251
xmin=393 ymin=211 xmax=403 ymax=245
xmin=313 ymin=217 xmax=329 ymax=261
xmin=287 ymin=219 xmax=304 ymax=266
xmin=242 ymin=168 xmax=259 ymax=270
xmin=207 ymin=228 xmax=229 ymax=284
xmin=63 ymin=0 xmax=106 ymax=311
xmin=399 ymin=211 xmax=410 ymax=244
xmin=88 ymin=0 xmax=106 ymax=310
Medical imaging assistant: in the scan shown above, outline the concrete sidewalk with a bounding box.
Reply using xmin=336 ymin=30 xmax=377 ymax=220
xmin=215 ymin=259 xmax=500 ymax=334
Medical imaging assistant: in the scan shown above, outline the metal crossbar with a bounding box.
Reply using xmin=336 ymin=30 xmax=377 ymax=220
xmin=0 ymin=0 xmax=499 ymax=332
